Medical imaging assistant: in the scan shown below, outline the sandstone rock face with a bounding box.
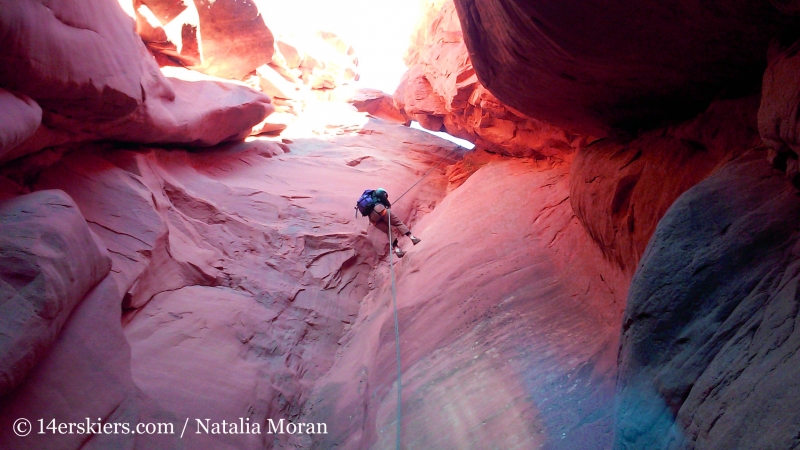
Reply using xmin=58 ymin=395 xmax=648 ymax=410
xmin=0 ymin=0 xmax=149 ymax=120
xmin=190 ymin=0 xmax=274 ymax=79
xmin=571 ymin=97 xmax=762 ymax=274
xmin=0 ymin=276 xmax=180 ymax=450
xmin=301 ymin=151 xmax=628 ymax=449
xmin=5 ymin=71 xmax=273 ymax=163
xmin=0 ymin=190 xmax=111 ymax=395
xmin=0 ymin=0 xmax=273 ymax=162
xmin=0 ymin=90 xmax=41 ymax=159
xmin=759 ymin=38 xmax=800 ymax=184
xmin=126 ymin=0 xmax=363 ymax=142
xmin=616 ymin=151 xmax=800 ymax=449
xmin=453 ymin=0 xmax=798 ymax=135
xmin=134 ymin=0 xmax=202 ymax=66
xmin=34 ymin=67 xmax=273 ymax=154
xmin=14 ymin=118 xmax=462 ymax=449
xmin=131 ymin=0 xmax=275 ymax=77
xmin=396 ymin=0 xmax=586 ymax=158
xmin=4 ymin=2 xmax=800 ymax=450
xmin=349 ymin=88 xmax=409 ymax=124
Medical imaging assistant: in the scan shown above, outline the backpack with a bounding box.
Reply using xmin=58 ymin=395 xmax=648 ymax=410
xmin=355 ymin=189 xmax=377 ymax=216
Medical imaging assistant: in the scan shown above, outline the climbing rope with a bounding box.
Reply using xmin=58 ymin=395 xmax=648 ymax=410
xmin=393 ymin=147 xmax=459 ymax=204
xmin=387 ymin=209 xmax=402 ymax=450
xmin=382 ymin=145 xmax=461 ymax=449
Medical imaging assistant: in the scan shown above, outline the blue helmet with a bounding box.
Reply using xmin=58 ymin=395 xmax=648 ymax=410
xmin=374 ymin=188 xmax=388 ymax=201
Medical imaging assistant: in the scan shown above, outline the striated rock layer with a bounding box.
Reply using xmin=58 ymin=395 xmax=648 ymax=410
xmin=0 ymin=191 xmax=110 ymax=396
xmin=395 ymin=0 xmax=587 ymax=158
xmin=0 ymin=0 xmax=273 ymax=162
xmin=453 ymin=0 xmax=799 ymax=135
xmin=616 ymin=151 xmax=800 ymax=449
xmin=0 ymin=117 xmax=465 ymax=449
xmin=570 ymin=96 xmax=762 ymax=275
xmin=301 ymin=150 xmax=629 ymax=449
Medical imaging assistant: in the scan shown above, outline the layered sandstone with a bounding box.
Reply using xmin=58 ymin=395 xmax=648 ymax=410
xmin=127 ymin=0 xmax=361 ymax=140
xmin=4 ymin=1 xmax=800 ymax=449
xmin=570 ymin=96 xmax=762 ymax=275
xmin=301 ymin=150 xmax=628 ymax=449
xmin=0 ymin=110 xmax=465 ymax=449
xmin=394 ymin=0 xmax=587 ymax=158
xmin=452 ymin=0 xmax=800 ymax=135
xmin=616 ymin=151 xmax=800 ymax=449
xmin=0 ymin=0 xmax=273 ymax=163
xmin=438 ymin=3 xmax=800 ymax=448
xmin=0 ymin=191 xmax=111 ymax=395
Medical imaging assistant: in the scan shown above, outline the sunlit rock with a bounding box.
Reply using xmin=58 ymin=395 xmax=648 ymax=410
xmin=395 ymin=0 xmax=586 ymax=158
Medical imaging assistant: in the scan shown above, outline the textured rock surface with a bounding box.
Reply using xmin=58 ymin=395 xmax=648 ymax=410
xmin=4 ymin=1 xmax=800 ymax=449
xmin=571 ymin=97 xmax=761 ymax=274
xmin=349 ymin=88 xmax=409 ymax=124
xmin=0 ymin=90 xmax=41 ymax=159
xmin=301 ymin=151 xmax=628 ymax=449
xmin=0 ymin=0 xmax=273 ymax=162
xmin=0 ymin=190 xmax=111 ymax=396
xmin=134 ymin=0 xmax=203 ymax=66
xmin=22 ymin=67 xmax=274 ymax=158
xmin=0 ymin=0 xmax=148 ymax=121
xmin=130 ymin=0 xmax=276 ymax=78
xmin=759 ymin=38 xmax=800 ymax=179
xmin=453 ymin=0 xmax=798 ymax=135
xmin=18 ymin=117 xmax=462 ymax=449
xmin=190 ymin=0 xmax=274 ymax=79
xmin=0 ymin=276 xmax=180 ymax=449
xmin=396 ymin=0 xmax=586 ymax=157
xmin=616 ymin=151 xmax=800 ymax=449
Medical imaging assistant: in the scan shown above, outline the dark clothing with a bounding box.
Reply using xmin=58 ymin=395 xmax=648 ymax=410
xmin=369 ymin=203 xmax=410 ymax=238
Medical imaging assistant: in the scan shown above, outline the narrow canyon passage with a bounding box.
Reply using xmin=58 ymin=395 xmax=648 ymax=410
xmin=2 ymin=112 xmax=627 ymax=448
xmin=4 ymin=0 xmax=800 ymax=448
xmin=21 ymin=116 xmax=464 ymax=449
xmin=304 ymin=152 xmax=628 ymax=449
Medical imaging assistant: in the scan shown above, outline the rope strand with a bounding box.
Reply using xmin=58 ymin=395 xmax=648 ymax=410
xmin=381 ymin=145 xmax=461 ymax=449
xmin=394 ymin=147 xmax=459 ymax=204
xmin=387 ymin=210 xmax=402 ymax=450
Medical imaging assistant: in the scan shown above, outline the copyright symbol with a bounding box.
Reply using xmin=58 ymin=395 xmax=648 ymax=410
xmin=13 ymin=418 xmax=31 ymax=437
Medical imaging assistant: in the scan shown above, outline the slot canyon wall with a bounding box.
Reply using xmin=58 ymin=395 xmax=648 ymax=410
xmin=1 ymin=1 xmax=800 ymax=450
xmin=449 ymin=0 xmax=800 ymax=449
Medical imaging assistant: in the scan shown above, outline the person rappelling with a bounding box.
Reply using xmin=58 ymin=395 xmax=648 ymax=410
xmin=355 ymin=188 xmax=421 ymax=258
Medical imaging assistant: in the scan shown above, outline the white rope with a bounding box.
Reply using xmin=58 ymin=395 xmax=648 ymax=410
xmin=387 ymin=209 xmax=402 ymax=450
xmin=393 ymin=147 xmax=459 ymax=204
xmin=377 ymin=146 xmax=460 ymax=449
